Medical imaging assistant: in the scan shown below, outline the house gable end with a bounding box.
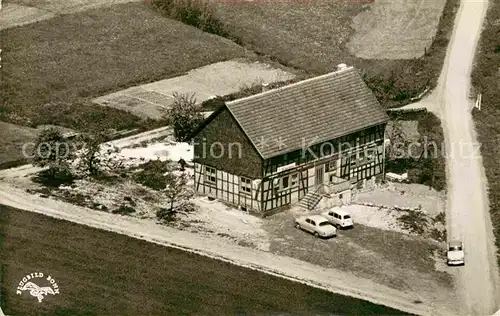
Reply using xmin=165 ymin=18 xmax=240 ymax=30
xmin=193 ymin=107 xmax=262 ymax=179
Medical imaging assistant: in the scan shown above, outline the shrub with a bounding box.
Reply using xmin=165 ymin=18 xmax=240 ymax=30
xmin=32 ymin=127 xmax=74 ymax=180
xmin=112 ymin=205 xmax=136 ymax=215
xmin=32 ymin=168 xmax=75 ymax=188
xmin=151 ymin=0 xmax=229 ymax=37
xmin=156 ymin=201 xmax=196 ymax=222
xmin=156 ymin=207 xmax=177 ymax=222
xmin=133 ymin=160 xmax=171 ymax=190
xmin=429 ymin=228 xmax=446 ymax=242
xmin=397 ymin=210 xmax=429 ymax=235
xmin=124 ymin=196 xmax=137 ymax=206
xmin=433 ymin=212 xmax=446 ymax=225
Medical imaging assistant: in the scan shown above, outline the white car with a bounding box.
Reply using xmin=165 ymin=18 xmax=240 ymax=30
xmin=447 ymin=240 xmax=465 ymax=266
xmin=321 ymin=208 xmax=353 ymax=229
xmin=295 ymin=215 xmax=337 ymax=238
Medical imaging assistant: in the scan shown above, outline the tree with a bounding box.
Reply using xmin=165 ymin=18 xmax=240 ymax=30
xmin=75 ymin=132 xmax=115 ymax=176
xmin=165 ymin=93 xmax=205 ymax=142
xmin=164 ymin=171 xmax=192 ymax=211
xmin=156 ymin=171 xmax=194 ymax=221
xmin=32 ymin=127 xmax=73 ymax=179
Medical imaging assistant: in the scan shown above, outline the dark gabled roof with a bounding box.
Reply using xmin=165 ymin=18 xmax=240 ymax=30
xmin=224 ymin=66 xmax=389 ymax=159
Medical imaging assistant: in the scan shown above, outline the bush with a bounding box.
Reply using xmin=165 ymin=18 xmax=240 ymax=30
xmin=156 ymin=207 xmax=177 ymax=222
xmin=151 ymin=0 xmax=229 ymax=36
xmin=156 ymin=201 xmax=196 ymax=222
xmin=112 ymin=205 xmax=136 ymax=215
xmin=433 ymin=212 xmax=446 ymax=225
xmin=32 ymin=168 xmax=75 ymax=188
xmin=429 ymin=228 xmax=446 ymax=242
xmin=133 ymin=160 xmax=171 ymax=191
xmin=397 ymin=210 xmax=429 ymax=235
xmin=32 ymin=127 xmax=74 ymax=180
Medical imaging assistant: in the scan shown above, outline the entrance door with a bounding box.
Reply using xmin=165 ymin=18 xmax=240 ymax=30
xmin=315 ymin=165 xmax=324 ymax=186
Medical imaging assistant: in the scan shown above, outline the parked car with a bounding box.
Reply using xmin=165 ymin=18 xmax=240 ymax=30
xmin=447 ymin=240 xmax=465 ymax=266
xmin=321 ymin=208 xmax=353 ymax=229
xmin=294 ymin=215 xmax=337 ymax=238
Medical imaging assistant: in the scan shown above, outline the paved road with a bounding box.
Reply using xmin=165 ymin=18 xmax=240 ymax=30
xmin=428 ymin=0 xmax=500 ymax=314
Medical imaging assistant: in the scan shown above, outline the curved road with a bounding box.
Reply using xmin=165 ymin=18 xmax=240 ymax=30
xmin=427 ymin=0 xmax=500 ymax=314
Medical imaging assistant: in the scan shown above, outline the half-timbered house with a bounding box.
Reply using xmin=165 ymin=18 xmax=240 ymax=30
xmin=191 ymin=64 xmax=389 ymax=216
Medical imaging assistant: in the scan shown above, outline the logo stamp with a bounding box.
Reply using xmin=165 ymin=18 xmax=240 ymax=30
xmin=16 ymin=272 xmax=60 ymax=303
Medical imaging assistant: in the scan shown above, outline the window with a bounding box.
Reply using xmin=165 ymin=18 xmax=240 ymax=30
xmin=282 ymin=176 xmax=289 ymax=189
xmin=350 ymin=155 xmax=357 ymax=166
xmin=240 ymin=177 xmax=252 ymax=194
xmin=339 ymin=193 xmax=343 ymax=200
xmin=325 ymin=160 xmax=337 ymax=173
xmin=204 ymin=166 xmax=216 ymax=184
xmin=291 ymin=173 xmax=298 ymax=187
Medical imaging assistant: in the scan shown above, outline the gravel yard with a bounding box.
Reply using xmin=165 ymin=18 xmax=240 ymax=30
xmin=354 ymin=182 xmax=446 ymax=217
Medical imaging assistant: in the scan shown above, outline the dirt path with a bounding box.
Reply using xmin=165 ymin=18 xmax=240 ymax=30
xmin=0 ymin=182 xmax=457 ymax=316
xmin=428 ymin=0 xmax=500 ymax=314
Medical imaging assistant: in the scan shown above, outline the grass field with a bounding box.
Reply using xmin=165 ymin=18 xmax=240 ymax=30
xmin=0 ymin=2 xmax=245 ymax=130
xmin=0 ymin=123 xmax=38 ymax=167
xmin=208 ymin=0 xmax=459 ymax=107
xmin=471 ymin=0 xmax=500 ymax=268
xmin=0 ymin=205 xmax=408 ymax=316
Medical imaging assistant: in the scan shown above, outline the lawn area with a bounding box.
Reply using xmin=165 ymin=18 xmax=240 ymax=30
xmin=0 ymin=205 xmax=408 ymax=316
xmin=0 ymin=122 xmax=38 ymax=168
xmin=471 ymin=0 xmax=500 ymax=267
xmin=0 ymin=1 xmax=245 ymax=129
xmin=208 ymin=0 xmax=459 ymax=108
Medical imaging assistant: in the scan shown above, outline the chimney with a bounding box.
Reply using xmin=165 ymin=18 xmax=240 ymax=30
xmin=262 ymin=83 xmax=270 ymax=92
xmin=337 ymin=63 xmax=348 ymax=71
